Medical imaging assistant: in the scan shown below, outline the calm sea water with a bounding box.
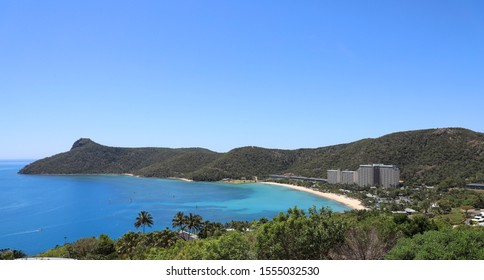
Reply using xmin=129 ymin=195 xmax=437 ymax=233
xmin=0 ymin=160 xmax=349 ymax=255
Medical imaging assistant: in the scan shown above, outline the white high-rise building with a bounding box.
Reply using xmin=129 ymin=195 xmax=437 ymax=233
xmin=327 ymin=169 xmax=341 ymax=184
xmin=376 ymin=164 xmax=400 ymax=188
xmin=341 ymin=170 xmax=358 ymax=185
xmin=357 ymin=165 xmax=374 ymax=187
xmin=328 ymin=164 xmax=400 ymax=188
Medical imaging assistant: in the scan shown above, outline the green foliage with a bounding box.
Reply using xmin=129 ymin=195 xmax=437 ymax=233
xmin=134 ymin=211 xmax=154 ymax=233
xmin=0 ymin=248 xmax=27 ymax=260
xmin=35 ymin=208 xmax=484 ymax=260
xmin=37 ymin=245 xmax=71 ymax=258
xmin=331 ymin=211 xmax=400 ymax=259
xmin=172 ymin=211 xmax=186 ymax=232
xmin=19 ymin=138 xmax=220 ymax=179
xmin=328 ymin=210 xmax=438 ymax=259
xmin=225 ymin=220 xmax=251 ymax=232
xmin=203 ymin=231 xmax=255 ymax=260
xmin=142 ymin=229 xmax=178 ymax=249
xmin=116 ymin=231 xmax=142 ymax=260
xmin=37 ymin=234 xmax=118 ymax=259
xmin=185 ymin=213 xmax=203 ymax=234
xmin=386 ymin=227 xmax=484 ymax=260
xmin=95 ymin=234 xmax=117 ymax=259
xmin=256 ymin=206 xmax=346 ymax=260
xmin=19 ymin=128 xmax=484 ymax=185
xmin=432 ymin=208 xmax=466 ymax=226
xmin=198 ymin=221 xmax=225 ymax=239
xmin=171 ymin=211 xmax=204 ymax=238
xmin=441 ymin=189 xmax=484 ymax=209
xmin=115 ymin=229 xmax=178 ymax=260
xmin=191 ymin=147 xmax=299 ymax=181
xmin=397 ymin=215 xmax=438 ymax=237
xmin=147 ymin=231 xmax=255 ymax=260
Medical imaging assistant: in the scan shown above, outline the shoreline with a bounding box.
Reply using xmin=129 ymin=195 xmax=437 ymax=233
xmin=261 ymin=182 xmax=367 ymax=210
xmin=168 ymin=177 xmax=194 ymax=182
xmin=19 ymin=172 xmax=365 ymax=209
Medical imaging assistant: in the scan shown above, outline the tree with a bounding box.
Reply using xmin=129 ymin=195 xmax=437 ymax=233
xmin=172 ymin=211 xmax=187 ymax=232
xmin=146 ymin=231 xmax=256 ymax=260
xmin=461 ymin=205 xmax=473 ymax=219
xmin=186 ymin=213 xmax=203 ymax=235
xmin=386 ymin=228 xmax=484 ymax=260
xmin=199 ymin=221 xmax=225 ymax=239
xmin=398 ymin=215 xmax=438 ymax=237
xmin=436 ymin=199 xmax=452 ymax=214
xmin=95 ymin=234 xmax=117 ymax=259
xmin=116 ymin=231 xmax=142 ymax=260
xmin=143 ymin=229 xmax=178 ymax=249
xmin=256 ymin=206 xmax=346 ymax=260
xmin=204 ymin=231 xmax=253 ymax=259
xmin=70 ymin=237 xmax=98 ymax=259
xmin=0 ymin=248 xmax=27 ymax=260
xmin=330 ymin=227 xmax=394 ymax=260
xmin=134 ymin=211 xmax=154 ymax=233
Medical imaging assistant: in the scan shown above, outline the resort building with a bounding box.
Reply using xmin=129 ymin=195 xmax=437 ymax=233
xmin=327 ymin=169 xmax=342 ymax=184
xmin=327 ymin=164 xmax=400 ymax=188
xmin=376 ymin=164 xmax=400 ymax=188
xmin=327 ymin=169 xmax=358 ymax=185
xmin=357 ymin=165 xmax=374 ymax=187
xmin=341 ymin=170 xmax=358 ymax=185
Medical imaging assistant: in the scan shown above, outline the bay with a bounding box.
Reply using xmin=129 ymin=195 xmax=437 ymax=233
xmin=0 ymin=160 xmax=349 ymax=256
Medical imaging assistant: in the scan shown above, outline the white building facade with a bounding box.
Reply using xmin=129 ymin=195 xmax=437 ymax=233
xmin=328 ymin=164 xmax=400 ymax=188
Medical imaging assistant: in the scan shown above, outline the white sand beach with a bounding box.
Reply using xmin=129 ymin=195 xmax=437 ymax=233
xmin=261 ymin=182 xmax=367 ymax=210
xmin=169 ymin=177 xmax=194 ymax=182
xmin=122 ymin=173 xmax=141 ymax=178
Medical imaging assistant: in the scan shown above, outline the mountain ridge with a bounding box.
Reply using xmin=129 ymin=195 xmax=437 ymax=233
xmin=19 ymin=127 xmax=484 ymax=186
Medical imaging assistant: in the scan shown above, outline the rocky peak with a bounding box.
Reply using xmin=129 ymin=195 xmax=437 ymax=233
xmin=71 ymin=138 xmax=95 ymax=150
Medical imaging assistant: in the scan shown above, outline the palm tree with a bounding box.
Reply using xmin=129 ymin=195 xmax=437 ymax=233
xmin=172 ymin=211 xmax=187 ymax=233
xmin=186 ymin=213 xmax=203 ymax=234
xmin=116 ymin=231 xmax=141 ymax=260
xmin=134 ymin=211 xmax=154 ymax=233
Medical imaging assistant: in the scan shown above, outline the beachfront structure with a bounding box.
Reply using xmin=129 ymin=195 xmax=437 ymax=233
xmin=327 ymin=169 xmax=358 ymax=185
xmin=376 ymin=164 xmax=400 ymax=188
xmin=341 ymin=170 xmax=358 ymax=185
xmin=327 ymin=169 xmax=342 ymax=184
xmin=357 ymin=164 xmax=399 ymax=188
xmin=357 ymin=165 xmax=374 ymax=187
xmin=327 ymin=164 xmax=400 ymax=188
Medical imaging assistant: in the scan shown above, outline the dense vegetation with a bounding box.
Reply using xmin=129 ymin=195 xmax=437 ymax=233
xmin=0 ymin=248 xmax=27 ymax=260
xmin=386 ymin=227 xmax=484 ymax=260
xmin=19 ymin=128 xmax=484 ymax=186
xmin=32 ymin=207 xmax=484 ymax=260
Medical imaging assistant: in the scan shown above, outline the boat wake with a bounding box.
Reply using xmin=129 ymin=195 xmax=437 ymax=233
xmin=0 ymin=228 xmax=44 ymax=238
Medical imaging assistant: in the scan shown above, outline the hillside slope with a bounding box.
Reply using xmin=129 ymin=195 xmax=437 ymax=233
xmin=19 ymin=128 xmax=484 ymax=185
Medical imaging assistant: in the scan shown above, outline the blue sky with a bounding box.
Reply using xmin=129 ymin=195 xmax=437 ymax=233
xmin=1 ymin=0 xmax=483 ymax=159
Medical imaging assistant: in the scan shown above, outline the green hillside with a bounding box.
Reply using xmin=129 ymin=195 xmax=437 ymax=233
xmin=19 ymin=138 xmax=221 ymax=178
xmin=19 ymin=128 xmax=484 ymax=186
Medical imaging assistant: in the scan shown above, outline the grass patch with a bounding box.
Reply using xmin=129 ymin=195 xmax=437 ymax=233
xmin=433 ymin=208 xmax=466 ymax=226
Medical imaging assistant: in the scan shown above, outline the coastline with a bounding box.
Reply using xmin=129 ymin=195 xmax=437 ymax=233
xmin=168 ymin=177 xmax=194 ymax=182
xmin=261 ymin=182 xmax=367 ymax=210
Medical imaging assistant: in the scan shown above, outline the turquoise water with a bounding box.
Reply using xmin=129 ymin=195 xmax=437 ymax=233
xmin=0 ymin=160 xmax=349 ymax=255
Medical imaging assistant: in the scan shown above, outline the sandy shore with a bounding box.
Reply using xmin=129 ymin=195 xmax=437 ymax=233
xmin=122 ymin=173 xmax=140 ymax=177
xmin=261 ymin=182 xmax=367 ymax=210
xmin=169 ymin=177 xmax=194 ymax=182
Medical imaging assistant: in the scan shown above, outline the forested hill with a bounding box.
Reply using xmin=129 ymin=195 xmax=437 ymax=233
xmin=19 ymin=128 xmax=484 ymax=186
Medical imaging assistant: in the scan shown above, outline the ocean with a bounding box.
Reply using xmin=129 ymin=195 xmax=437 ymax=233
xmin=0 ymin=160 xmax=349 ymax=255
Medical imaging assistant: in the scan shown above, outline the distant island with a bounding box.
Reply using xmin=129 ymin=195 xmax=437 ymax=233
xmin=19 ymin=127 xmax=484 ymax=187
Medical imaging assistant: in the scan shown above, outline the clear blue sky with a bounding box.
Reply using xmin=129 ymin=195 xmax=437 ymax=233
xmin=1 ymin=0 xmax=483 ymax=159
